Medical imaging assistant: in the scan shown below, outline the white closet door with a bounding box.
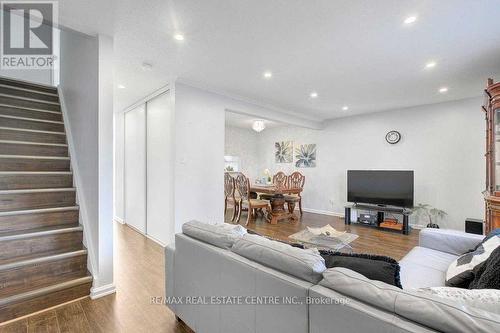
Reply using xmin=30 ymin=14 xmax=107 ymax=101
xmin=124 ymin=104 xmax=147 ymax=234
xmin=146 ymin=91 xmax=174 ymax=245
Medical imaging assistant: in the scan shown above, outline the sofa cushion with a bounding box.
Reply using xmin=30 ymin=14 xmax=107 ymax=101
xmin=399 ymin=246 xmax=457 ymax=289
xmin=321 ymin=267 xmax=500 ymax=333
xmin=320 ymin=267 xmax=402 ymax=312
xmin=446 ymin=234 xmax=500 ymax=288
xmin=231 ymin=233 xmax=326 ymax=283
xmin=319 ymin=251 xmax=402 ymax=288
xmin=394 ymin=287 xmax=500 ymax=333
xmin=181 ymin=220 xmax=247 ymax=249
xmin=414 ymin=287 xmax=500 ymax=314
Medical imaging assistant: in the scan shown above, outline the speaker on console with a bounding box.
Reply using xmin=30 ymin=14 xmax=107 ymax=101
xmin=465 ymin=218 xmax=484 ymax=235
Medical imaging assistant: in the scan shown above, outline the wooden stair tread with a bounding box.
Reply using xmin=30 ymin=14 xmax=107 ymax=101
xmin=0 ymin=248 xmax=87 ymax=270
xmin=0 ymin=273 xmax=92 ymax=309
xmin=0 ymin=76 xmax=58 ymax=95
xmin=0 ymin=205 xmax=79 ymax=216
xmin=0 ymin=249 xmax=88 ymax=298
xmin=0 ymin=85 xmax=59 ymax=103
xmin=0 ymin=247 xmax=84 ymax=267
xmin=0 ymin=188 xmax=76 ymax=212
xmin=0 ymin=224 xmax=82 ymax=239
xmin=0 ymin=154 xmax=70 ymax=160
xmin=0 ymin=93 xmax=60 ymax=106
xmin=0 ymin=226 xmax=83 ymax=266
xmin=0 ymin=95 xmax=60 ymax=113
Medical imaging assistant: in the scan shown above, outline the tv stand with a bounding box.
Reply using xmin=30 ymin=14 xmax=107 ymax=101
xmin=344 ymin=204 xmax=412 ymax=235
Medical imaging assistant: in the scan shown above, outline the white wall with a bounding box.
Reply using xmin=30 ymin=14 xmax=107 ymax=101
xmin=113 ymin=111 xmax=125 ymax=221
xmin=96 ymin=34 xmax=114 ymax=291
xmin=224 ymin=126 xmax=260 ymax=181
xmin=147 ymin=91 xmax=175 ymax=245
xmin=59 ymin=28 xmax=99 ymax=273
xmin=60 ymin=29 xmax=114 ymax=296
xmin=256 ymin=98 xmax=484 ymax=230
xmin=174 ymin=83 xmax=226 ymax=231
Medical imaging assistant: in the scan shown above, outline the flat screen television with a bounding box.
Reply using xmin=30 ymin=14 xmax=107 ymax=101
xmin=347 ymin=170 xmax=414 ymax=208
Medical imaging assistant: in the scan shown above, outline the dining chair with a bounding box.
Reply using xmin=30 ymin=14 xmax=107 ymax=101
xmin=260 ymin=171 xmax=288 ymax=200
xmin=285 ymin=171 xmax=305 ymax=215
xmin=235 ymin=173 xmax=270 ymax=225
xmin=224 ymin=172 xmax=238 ymax=222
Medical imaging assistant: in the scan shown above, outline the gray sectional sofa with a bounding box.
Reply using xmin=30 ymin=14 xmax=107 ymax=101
xmin=165 ymin=221 xmax=500 ymax=333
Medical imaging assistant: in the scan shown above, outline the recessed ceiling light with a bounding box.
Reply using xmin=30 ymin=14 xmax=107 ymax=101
xmin=439 ymin=87 xmax=448 ymax=93
xmin=404 ymin=16 xmax=417 ymax=25
xmin=342 ymin=106 xmax=349 ymax=111
xmin=118 ymin=84 xmax=126 ymax=89
xmin=425 ymin=61 xmax=437 ymax=69
xmin=173 ymin=33 xmax=184 ymax=41
xmin=263 ymin=71 xmax=272 ymax=79
xmin=310 ymin=92 xmax=318 ymax=98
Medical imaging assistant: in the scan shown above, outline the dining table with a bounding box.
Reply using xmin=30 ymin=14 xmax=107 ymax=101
xmin=250 ymin=184 xmax=302 ymax=225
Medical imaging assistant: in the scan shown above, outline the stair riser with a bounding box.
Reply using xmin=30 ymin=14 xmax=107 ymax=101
xmin=0 ymin=157 xmax=70 ymax=172
xmin=0 ymin=174 xmax=73 ymax=190
xmin=0 ymin=117 xmax=64 ymax=132
xmin=0 ymin=128 xmax=66 ymax=144
xmin=0 ymin=142 xmax=68 ymax=157
xmin=0 ymin=105 xmax=62 ymax=121
xmin=0 ymin=86 xmax=59 ymax=103
xmin=0 ymin=95 xmax=60 ymax=112
xmin=0 ymin=280 xmax=91 ymax=322
xmin=0 ymin=254 xmax=87 ymax=297
xmin=0 ymin=191 xmax=76 ymax=212
xmin=0 ymin=209 xmax=79 ymax=234
xmin=0 ymin=230 xmax=83 ymax=263
xmin=0 ymin=79 xmax=57 ymax=95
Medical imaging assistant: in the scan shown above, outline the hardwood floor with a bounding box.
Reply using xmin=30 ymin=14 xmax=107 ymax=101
xmin=0 ymin=222 xmax=191 ymax=333
xmin=0 ymin=210 xmax=418 ymax=332
xmin=226 ymin=209 xmax=419 ymax=261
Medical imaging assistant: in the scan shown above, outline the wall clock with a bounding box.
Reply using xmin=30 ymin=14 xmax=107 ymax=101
xmin=385 ymin=130 xmax=401 ymax=144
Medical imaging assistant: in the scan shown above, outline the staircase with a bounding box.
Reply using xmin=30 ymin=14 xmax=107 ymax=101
xmin=0 ymin=77 xmax=92 ymax=323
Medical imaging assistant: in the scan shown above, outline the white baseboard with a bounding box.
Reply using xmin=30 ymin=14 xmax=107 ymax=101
xmin=90 ymin=283 xmax=116 ymax=299
xmin=146 ymin=233 xmax=166 ymax=247
xmin=113 ymin=216 xmax=124 ymax=224
xmin=301 ymin=207 xmax=345 ymax=218
xmin=122 ymin=222 xmax=167 ymax=247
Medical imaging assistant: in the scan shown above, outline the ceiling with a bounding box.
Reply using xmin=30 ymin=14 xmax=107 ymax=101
xmin=58 ymin=0 xmax=500 ymax=121
xmin=225 ymin=111 xmax=284 ymax=130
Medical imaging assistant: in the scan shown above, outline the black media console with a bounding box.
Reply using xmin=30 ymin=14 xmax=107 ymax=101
xmin=344 ymin=204 xmax=412 ymax=235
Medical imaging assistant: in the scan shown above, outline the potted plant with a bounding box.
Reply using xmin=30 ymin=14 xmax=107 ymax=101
xmin=264 ymin=169 xmax=272 ymax=184
xmin=413 ymin=203 xmax=447 ymax=228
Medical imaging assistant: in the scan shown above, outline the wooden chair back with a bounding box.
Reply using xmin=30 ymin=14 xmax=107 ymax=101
xmin=235 ymin=173 xmax=250 ymax=201
xmin=224 ymin=172 xmax=235 ymax=198
xmin=288 ymin=171 xmax=305 ymax=190
xmin=273 ymin=171 xmax=288 ymax=190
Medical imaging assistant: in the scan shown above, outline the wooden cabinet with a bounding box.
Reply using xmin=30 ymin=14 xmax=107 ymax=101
xmin=483 ymin=78 xmax=500 ymax=233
